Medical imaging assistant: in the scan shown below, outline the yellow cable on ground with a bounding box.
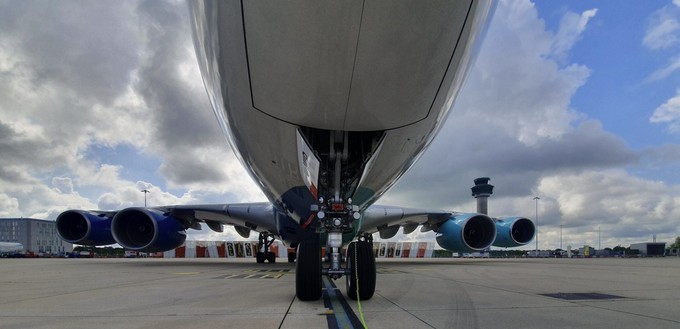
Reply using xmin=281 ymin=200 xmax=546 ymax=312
xmin=355 ymin=242 xmax=368 ymax=329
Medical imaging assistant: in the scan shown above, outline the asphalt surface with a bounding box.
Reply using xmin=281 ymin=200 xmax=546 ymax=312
xmin=1 ymin=257 xmax=679 ymax=329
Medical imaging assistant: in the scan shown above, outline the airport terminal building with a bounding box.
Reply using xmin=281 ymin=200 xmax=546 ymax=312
xmin=0 ymin=218 xmax=72 ymax=255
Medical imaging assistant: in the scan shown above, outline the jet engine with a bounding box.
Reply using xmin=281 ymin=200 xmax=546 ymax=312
xmin=435 ymin=213 xmax=496 ymax=252
xmin=111 ymin=208 xmax=186 ymax=253
xmin=492 ymin=217 xmax=535 ymax=248
xmin=56 ymin=210 xmax=116 ymax=246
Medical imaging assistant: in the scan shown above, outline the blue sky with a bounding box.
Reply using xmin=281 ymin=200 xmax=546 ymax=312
xmin=2 ymin=0 xmax=680 ymax=249
xmin=533 ymin=1 xmax=680 ymax=187
xmin=548 ymin=2 xmax=680 ymax=147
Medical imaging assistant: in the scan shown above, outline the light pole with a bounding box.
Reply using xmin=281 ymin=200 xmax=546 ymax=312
xmin=141 ymin=189 xmax=150 ymax=207
xmin=533 ymin=196 xmax=540 ymax=255
xmin=560 ymin=224 xmax=563 ymax=250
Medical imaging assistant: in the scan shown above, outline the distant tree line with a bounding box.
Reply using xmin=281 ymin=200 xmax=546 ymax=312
xmin=670 ymin=237 xmax=680 ymax=250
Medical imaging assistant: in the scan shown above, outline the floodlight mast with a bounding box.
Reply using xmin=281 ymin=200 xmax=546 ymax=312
xmin=141 ymin=189 xmax=150 ymax=207
xmin=533 ymin=196 xmax=540 ymax=255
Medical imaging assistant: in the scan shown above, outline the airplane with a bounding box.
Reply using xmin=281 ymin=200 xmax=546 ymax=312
xmin=0 ymin=242 xmax=24 ymax=254
xmin=55 ymin=0 xmax=535 ymax=301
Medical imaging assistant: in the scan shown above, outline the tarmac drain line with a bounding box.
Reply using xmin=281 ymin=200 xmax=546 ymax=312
xmin=322 ymin=276 xmax=364 ymax=329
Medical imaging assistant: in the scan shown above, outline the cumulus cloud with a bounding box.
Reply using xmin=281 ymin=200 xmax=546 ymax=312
xmin=1 ymin=0 xmax=679 ymax=249
xmin=641 ymin=143 xmax=680 ymax=165
xmin=0 ymin=0 xmax=264 ymax=222
xmin=454 ymin=0 xmax=591 ymax=145
xmin=0 ymin=2 xmax=141 ymax=104
xmin=382 ymin=0 xmax=680 ymax=248
xmin=0 ymin=194 xmax=19 ymax=217
xmin=537 ymin=170 xmax=680 ymax=245
xmin=384 ymin=1 xmax=606 ymax=206
xmin=97 ymin=193 xmax=125 ymax=211
xmin=51 ymin=177 xmax=74 ymax=194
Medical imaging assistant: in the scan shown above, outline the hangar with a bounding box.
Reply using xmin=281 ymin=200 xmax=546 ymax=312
xmin=629 ymin=242 xmax=666 ymax=257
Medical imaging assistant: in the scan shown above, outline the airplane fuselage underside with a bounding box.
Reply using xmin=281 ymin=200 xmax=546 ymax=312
xmin=54 ymin=0 xmax=502 ymax=303
xmin=190 ymin=0 xmax=492 ymax=246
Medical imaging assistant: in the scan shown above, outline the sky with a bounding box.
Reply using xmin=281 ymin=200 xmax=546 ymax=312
xmin=2 ymin=0 xmax=680 ymax=250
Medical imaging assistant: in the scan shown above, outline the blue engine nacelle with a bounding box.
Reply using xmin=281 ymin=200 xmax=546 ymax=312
xmin=56 ymin=210 xmax=116 ymax=245
xmin=111 ymin=208 xmax=186 ymax=253
xmin=493 ymin=217 xmax=535 ymax=248
xmin=435 ymin=213 xmax=496 ymax=253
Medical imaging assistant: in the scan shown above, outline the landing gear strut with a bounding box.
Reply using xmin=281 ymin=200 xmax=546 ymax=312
xmin=294 ymin=130 xmax=377 ymax=300
xmin=256 ymin=232 xmax=276 ymax=263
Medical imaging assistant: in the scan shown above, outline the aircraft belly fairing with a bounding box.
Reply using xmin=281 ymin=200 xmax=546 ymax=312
xmin=242 ymin=1 xmax=476 ymax=131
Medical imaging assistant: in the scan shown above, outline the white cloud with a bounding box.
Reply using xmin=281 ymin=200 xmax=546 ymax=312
xmin=643 ymin=6 xmax=680 ymax=50
xmin=650 ymin=89 xmax=680 ymax=132
xmin=0 ymin=194 xmax=19 ymax=217
xmin=97 ymin=193 xmax=125 ymax=211
xmin=537 ymin=170 xmax=680 ymax=247
xmin=451 ymin=0 xmax=592 ymax=146
xmin=644 ymin=55 xmax=680 ymax=82
xmin=51 ymin=177 xmax=74 ymax=194
xmin=383 ymin=0 xmax=679 ymax=251
xmin=551 ymin=8 xmax=598 ymax=63
xmin=643 ymin=3 xmax=680 ymax=82
xmin=0 ymin=1 xmax=263 ymax=222
xmin=1 ymin=0 xmax=679 ymax=251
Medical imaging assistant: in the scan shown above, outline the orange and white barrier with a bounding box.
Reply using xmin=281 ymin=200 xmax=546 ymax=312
xmin=156 ymin=240 xmax=435 ymax=258
xmin=374 ymin=242 xmax=435 ymax=258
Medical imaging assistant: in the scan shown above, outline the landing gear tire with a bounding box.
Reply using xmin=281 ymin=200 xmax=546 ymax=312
xmin=296 ymin=237 xmax=322 ymax=301
xmin=256 ymin=252 xmax=265 ymax=264
xmin=267 ymin=251 xmax=276 ymax=263
xmin=346 ymin=241 xmax=376 ymax=300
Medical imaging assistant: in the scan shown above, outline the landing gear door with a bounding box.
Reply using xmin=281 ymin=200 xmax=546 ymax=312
xmin=296 ymin=129 xmax=321 ymax=200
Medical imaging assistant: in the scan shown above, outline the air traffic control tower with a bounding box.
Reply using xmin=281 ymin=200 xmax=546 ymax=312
xmin=471 ymin=177 xmax=494 ymax=215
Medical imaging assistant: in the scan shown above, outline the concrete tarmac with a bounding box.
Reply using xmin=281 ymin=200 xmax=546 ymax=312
xmin=1 ymin=257 xmax=679 ymax=329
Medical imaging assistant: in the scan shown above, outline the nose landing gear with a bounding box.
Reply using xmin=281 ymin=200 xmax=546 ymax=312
xmin=295 ymin=198 xmax=376 ymax=301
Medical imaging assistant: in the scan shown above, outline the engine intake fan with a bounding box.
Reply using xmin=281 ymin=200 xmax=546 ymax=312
xmin=435 ymin=213 xmax=496 ymax=252
xmin=56 ymin=210 xmax=115 ymax=246
xmin=493 ymin=217 xmax=535 ymax=248
xmin=111 ymin=208 xmax=186 ymax=253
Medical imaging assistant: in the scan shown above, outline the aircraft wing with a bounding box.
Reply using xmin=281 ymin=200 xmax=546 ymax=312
xmin=158 ymin=202 xmax=277 ymax=239
xmin=360 ymin=205 xmax=454 ymax=239
xmin=360 ymin=204 xmax=536 ymax=250
xmin=57 ymin=201 xmax=532 ymax=253
xmin=55 ymin=202 xmax=279 ymax=249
